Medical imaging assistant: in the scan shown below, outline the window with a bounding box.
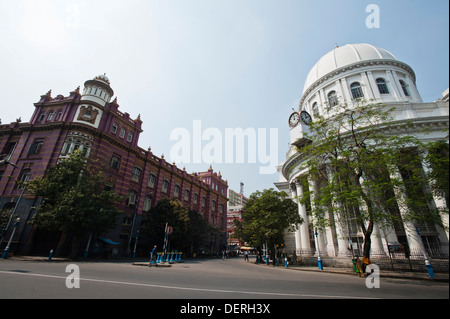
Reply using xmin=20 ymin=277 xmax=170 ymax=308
xmin=122 ymin=216 xmax=133 ymax=225
xmin=111 ymin=123 xmax=118 ymax=134
xmin=56 ymin=111 xmax=63 ymax=121
xmin=127 ymin=132 xmax=133 ymax=142
xmin=39 ymin=112 xmax=46 ymax=122
xmin=62 ymin=139 xmax=72 ymax=154
xmin=17 ymin=169 xmax=31 ymax=189
xmin=399 ymin=80 xmax=410 ymax=97
xmin=184 ymin=189 xmax=190 ymax=201
xmin=327 ymin=91 xmax=339 ymax=107
xmin=350 ymin=82 xmax=364 ymax=99
xmin=73 ymin=139 xmax=81 ymax=152
xmin=47 ymin=111 xmax=54 ymax=121
xmin=28 ymin=140 xmax=44 ymax=156
xmin=162 ymin=180 xmax=169 ymax=193
xmin=376 ymin=78 xmax=389 ymax=94
xmin=119 ymin=128 xmax=126 ymax=138
xmin=126 ymin=190 xmax=138 ymax=206
xmin=143 ymin=195 xmax=152 ymax=212
xmin=194 ymin=193 xmax=198 ymax=204
xmin=212 ymin=200 xmax=216 ymax=211
xmin=174 ymin=185 xmax=180 ymax=197
xmin=202 ymin=197 xmax=206 ymax=207
xmin=3 ymin=142 xmax=17 ymax=161
xmin=312 ymin=102 xmax=319 ymax=117
xmin=110 ymin=155 xmax=121 ymax=170
xmin=131 ymin=166 xmax=142 ymax=182
xmin=148 ymin=174 xmax=156 ymax=188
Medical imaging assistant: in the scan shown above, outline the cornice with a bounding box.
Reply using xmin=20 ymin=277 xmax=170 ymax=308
xmin=281 ymin=115 xmax=449 ymax=181
xmin=300 ymin=59 xmax=416 ymax=108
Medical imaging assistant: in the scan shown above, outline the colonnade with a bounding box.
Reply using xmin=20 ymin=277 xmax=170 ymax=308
xmin=287 ymin=171 xmax=449 ymax=258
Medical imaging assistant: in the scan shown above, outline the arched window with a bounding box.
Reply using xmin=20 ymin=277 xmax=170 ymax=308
xmin=148 ymin=174 xmax=156 ymax=188
xmin=328 ymin=91 xmax=338 ymax=107
xmin=399 ymin=80 xmax=410 ymax=97
xmin=350 ymin=82 xmax=364 ymax=99
xmin=62 ymin=138 xmax=72 ymax=154
xmin=376 ymin=78 xmax=389 ymax=94
xmin=119 ymin=128 xmax=126 ymax=138
xmin=312 ymin=102 xmax=319 ymax=117
xmin=111 ymin=123 xmax=118 ymax=134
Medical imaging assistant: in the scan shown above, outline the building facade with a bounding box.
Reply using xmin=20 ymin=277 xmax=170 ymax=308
xmin=276 ymin=44 xmax=449 ymax=259
xmin=0 ymin=75 xmax=228 ymax=257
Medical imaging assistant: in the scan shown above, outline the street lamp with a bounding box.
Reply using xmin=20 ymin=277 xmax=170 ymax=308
xmin=2 ymin=218 xmax=20 ymax=259
xmin=132 ymin=230 xmax=139 ymax=259
xmin=314 ymin=228 xmax=323 ymax=270
xmin=416 ymin=226 xmax=435 ymax=278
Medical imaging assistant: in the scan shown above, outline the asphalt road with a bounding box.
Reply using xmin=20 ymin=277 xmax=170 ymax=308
xmin=0 ymin=257 xmax=448 ymax=301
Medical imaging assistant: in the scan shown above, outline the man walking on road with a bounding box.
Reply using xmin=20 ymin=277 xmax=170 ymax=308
xmin=149 ymin=245 xmax=158 ymax=267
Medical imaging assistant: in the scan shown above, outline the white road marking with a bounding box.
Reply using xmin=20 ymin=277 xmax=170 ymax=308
xmin=0 ymin=269 xmax=379 ymax=299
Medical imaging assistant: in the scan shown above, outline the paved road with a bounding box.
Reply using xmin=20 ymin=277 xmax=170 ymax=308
xmin=0 ymin=257 xmax=448 ymax=300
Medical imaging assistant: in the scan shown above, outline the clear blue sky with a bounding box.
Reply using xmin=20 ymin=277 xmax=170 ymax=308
xmin=0 ymin=0 xmax=448 ymax=196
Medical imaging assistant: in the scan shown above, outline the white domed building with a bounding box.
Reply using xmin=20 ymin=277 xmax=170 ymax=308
xmin=276 ymin=44 xmax=449 ymax=262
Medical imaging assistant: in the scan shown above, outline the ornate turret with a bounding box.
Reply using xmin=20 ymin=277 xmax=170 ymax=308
xmin=81 ymin=74 xmax=114 ymax=107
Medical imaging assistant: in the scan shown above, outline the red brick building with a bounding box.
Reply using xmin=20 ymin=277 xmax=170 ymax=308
xmin=0 ymin=75 xmax=228 ymax=256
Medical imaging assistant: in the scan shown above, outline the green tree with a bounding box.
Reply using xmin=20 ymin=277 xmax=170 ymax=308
xmin=141 ymin=198 xmax=190 ymax=251
xmin=27 ymin=151 xmax=122 ymax=258
xmin=234 ymin=188 xmax=301 ymax=251
xmin=298 ymin=99 xmax=446 ymax=258
xmin=142 ymin=198 xmax=224 ymax=256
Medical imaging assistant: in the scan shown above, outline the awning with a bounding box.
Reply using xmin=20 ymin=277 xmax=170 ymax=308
xmin=97 ymin=237 xmax=120 ymax=245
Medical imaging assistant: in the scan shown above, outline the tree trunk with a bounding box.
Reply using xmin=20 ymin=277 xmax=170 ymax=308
xmin=69 ymin=235 xmax=81 ymax=259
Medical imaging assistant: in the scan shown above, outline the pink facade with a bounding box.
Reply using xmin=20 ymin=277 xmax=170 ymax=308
xmin=0 ymin=75 xmax=228 ymax=256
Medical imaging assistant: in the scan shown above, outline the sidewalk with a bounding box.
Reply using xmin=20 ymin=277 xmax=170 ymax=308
xmin=255 ymin=262 xmax=449 ymax=282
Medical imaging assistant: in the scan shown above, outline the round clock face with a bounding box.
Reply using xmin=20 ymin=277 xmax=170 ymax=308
xmin=300 ymin=111 xmax=312 ymax=125
xmin=289 ymin=112 xmax=300 ymax=127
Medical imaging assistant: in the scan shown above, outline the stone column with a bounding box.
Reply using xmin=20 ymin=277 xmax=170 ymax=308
xmin=295 ymin=179 xmax=313 ymax=256
xmin=307 ymin=177 xmax=327 ymax=256
xmin=290 ymin=183 xmax=301 ymax=254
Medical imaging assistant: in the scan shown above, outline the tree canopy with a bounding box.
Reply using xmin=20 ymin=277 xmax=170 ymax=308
xmin=26 ymin=151 xmax=122 ymax=257
xmin=234 ymin=188 xmax=301 ymax=250
xmin=141 ymin=198 xmax=223 ymax=255
xmin=297 ymin=99 xmax=448 ymax=258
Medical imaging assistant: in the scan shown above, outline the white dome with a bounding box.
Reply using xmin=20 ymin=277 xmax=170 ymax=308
xmin=303 ymin=44 xmax=397 ymax=94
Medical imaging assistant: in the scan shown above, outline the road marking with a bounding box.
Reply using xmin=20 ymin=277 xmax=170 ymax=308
xmin=0 ymin=270 xmax=379 ymax=299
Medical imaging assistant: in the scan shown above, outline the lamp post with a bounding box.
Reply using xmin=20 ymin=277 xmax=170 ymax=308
xmin=315 ymin=228 xmax=323 ymax=270
xmin=132 ymin=230 xmax=139 ymax=259
xmin=84 ymin=232 xmax=93 ymax=259
xmin=416 ymin=226 xmax=435 ymax=278
xmin=2 ymin=218 xmax=20 ymax=259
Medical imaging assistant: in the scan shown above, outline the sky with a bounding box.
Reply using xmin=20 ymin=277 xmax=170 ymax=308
xmin=0 ymin=0 xmax=448 ymax=197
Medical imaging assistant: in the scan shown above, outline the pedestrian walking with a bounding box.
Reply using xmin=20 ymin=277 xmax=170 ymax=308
xmin=243 ymin=250 xmax=249 ymax=261
xmin=149 ymin=245 xmax=158 ymax=267
xmin=222 ymin=249 xmax=227 ymax=261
